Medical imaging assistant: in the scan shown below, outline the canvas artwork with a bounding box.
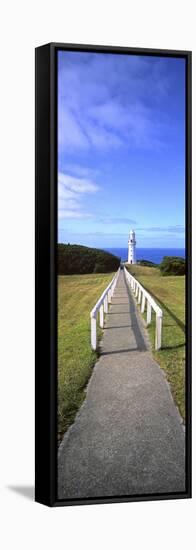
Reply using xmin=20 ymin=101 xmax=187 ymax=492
xmin=56 ymin=49 xmax=189 ymax=501
xmin=35 ymin=43 xmax=191 ymax=506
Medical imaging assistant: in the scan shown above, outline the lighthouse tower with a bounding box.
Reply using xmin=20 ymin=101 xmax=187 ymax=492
xmin=128 ymin=230 xmax=136 ymax=264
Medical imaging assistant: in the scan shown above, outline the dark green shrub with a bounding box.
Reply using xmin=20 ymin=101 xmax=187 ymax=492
xmin=160 ymin=256 xmax=186 ymax=276
xmin=58 ymin=244 xmax=120 ymax=275
xmin=93 ymin=262 xmax=106 ymax=273
xmin=138 ymin=260 xmax=157 ymax=267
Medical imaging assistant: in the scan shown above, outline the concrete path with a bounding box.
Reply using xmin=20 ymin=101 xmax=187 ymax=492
xmin=58 ymin=271 xmax=185 ymax=499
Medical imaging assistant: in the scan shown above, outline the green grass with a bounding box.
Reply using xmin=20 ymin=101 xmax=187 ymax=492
xmin=126 ymin=264 xmax=185 ymax=421
xmin=58 ymin=272 xmax=114 ymax=442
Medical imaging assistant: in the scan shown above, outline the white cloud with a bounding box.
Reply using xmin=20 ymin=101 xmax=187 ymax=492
xmin=63 ymin=163 xmax=100 ymax=178
xmin=58 ymin=171 xmax=99 ymax=220
xmin=58 ymin=172 xmax=99 ymax=194
xmin=58 ymin=53 xmax=171 ymax=153
xmin=58 ymin=106 xmax=90 ymax=151
xmin=59 ymin=198 xmax=81 ymax=211
xmin=137 ymin=225 xmax=185 ymax=234
xmin=85 ymin=122 xmax=124 ymax=149
xmin=58 ymin=184 xmax=78 ymax=200
xmin=58 ymin=210 xmax=93 ymax=220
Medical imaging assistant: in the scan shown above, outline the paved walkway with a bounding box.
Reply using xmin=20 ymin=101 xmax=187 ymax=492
xmin=58 ymin=271 xmax=185 ymax=499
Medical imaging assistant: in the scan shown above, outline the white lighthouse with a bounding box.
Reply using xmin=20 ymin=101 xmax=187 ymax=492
xmin=128 ymin=229 xmax=136 ymax=264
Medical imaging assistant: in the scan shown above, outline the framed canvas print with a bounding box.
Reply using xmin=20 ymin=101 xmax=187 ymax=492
xmin=35 ymin=43 xmax=192 ymax=506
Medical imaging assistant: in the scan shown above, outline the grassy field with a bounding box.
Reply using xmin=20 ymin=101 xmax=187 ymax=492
xmin=58 ymin=272 xmax=114 ymax=442
xmin=126 ymin=264 xmax=186 ymax=421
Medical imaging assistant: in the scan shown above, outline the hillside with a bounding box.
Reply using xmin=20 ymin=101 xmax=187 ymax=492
xmin=58 ymin=243 xmax=120 ymax=275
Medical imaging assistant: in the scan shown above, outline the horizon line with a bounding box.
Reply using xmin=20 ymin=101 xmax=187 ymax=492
xmin=103 ymin=246 xmax=185 ymax=250
xmin=58 ymin=242 xmax=185 ymax=250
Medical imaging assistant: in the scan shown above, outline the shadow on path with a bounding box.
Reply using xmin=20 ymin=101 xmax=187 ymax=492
xmin=105 ymin=325 xmax=132 ymax=330
xmin=139 ymin=284 xmax=185 ymax=335
xmin=102 ymin=347 xmax=138 ymax=355
xmin=161 ymin=343 xmax=185 ymax=351
xmin=123 ymin=272 xmax=148 ymax=352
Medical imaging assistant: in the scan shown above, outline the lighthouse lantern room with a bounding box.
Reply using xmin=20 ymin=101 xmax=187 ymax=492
xmin=128 ymin=230 xmax=136 ymax=264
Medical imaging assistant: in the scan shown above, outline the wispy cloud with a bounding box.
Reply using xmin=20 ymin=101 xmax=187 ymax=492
xmin=58 ymin=172 xmax=99 ymax=194
xmin=58 ymin=171 xmax=138 ymax=224
xmin=58 ymin=52 xmax=170 ymax=154
xmin=136 ymin=225 xmax=185 ymax=234
xmin=97 ymin=216 xmax=137 ymax=225
xmin=62 ymin=163 xmax=100 ymax=178
xmin=58 ymin=229 xmax=127 ymax=237
xmin=58 ymin=171 xmax=99 ymax=220
xmin=57 ymin=53 xmax=185 ymax=250
xmin=58 ymin=210 xmax=93 ymax=220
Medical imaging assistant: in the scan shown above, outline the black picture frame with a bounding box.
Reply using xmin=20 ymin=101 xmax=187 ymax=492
xmin=35 ymin=42 xmax=192 ymax=507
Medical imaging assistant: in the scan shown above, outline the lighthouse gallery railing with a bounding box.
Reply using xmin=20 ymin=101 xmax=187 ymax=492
xmin=124 ymin=266 xmax=163 ymax=350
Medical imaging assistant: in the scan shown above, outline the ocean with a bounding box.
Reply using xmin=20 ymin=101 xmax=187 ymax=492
xmin=104 ymin=248 xmax=185 ymax=265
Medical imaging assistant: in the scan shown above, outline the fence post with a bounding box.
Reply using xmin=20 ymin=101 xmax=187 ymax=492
xmin=155 ymin=314 xmax=162 ymax=350
xmin=138 ymin=288 xmax=141 ymax=304
xmin=147 ymin=301 xmax=152 ymax=325
xmin=91 ymin=315 xmax=97 ymax=350
xmin=141 ymin=293 xmax=146 ymax=313
xmin=124 ymin=267 xmax=163 ymax=351
xmin=99 ymin=305 xmax=104 ymax=328
xmin=104 ymin=294 xmax=108 ymax=314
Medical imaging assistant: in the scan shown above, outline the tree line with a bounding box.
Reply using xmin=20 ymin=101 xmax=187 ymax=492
xmin=58 ymin=244 xmax=120 ymax=275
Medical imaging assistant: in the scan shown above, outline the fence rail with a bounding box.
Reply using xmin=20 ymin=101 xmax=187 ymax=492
xmin=124 ymin=266 xmax=163 ymax=350
xmin=90 ymin=268 xmax=120 ymax=350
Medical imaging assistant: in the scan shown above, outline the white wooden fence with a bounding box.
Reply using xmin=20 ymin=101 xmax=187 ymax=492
xmin=90 ymin=268 xmax=120 ymax=350
xmin=124 ymin=266 xmax=163 ymax=350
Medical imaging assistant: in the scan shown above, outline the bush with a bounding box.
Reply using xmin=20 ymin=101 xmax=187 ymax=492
xmin=160 ymin=256 xmax=186 ymax=276
xmin=58 ymin=244 xmax=120 ymax=275
xmin=137 ymin=260 xmax=157 ymax=267
xmin=93 ymin=262 xmax=106 ymax=273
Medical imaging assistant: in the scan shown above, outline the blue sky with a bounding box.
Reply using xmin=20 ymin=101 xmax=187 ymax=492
xmin=58 ymin=51 xmax=185 ymax=249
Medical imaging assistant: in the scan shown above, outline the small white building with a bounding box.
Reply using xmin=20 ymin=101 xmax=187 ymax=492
xmin=128 ymin=230 xmax=136 ymax=264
